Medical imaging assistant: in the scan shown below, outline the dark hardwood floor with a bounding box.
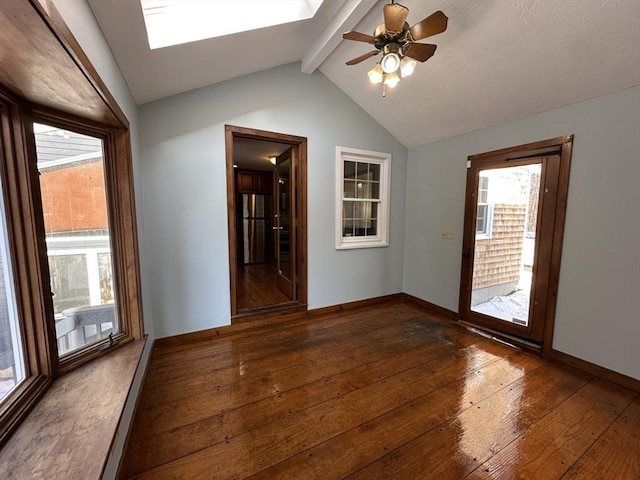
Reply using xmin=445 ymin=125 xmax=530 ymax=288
xmin=120 ymin=299 xmax=639 ymax=479
xmin=237 ymin=262 xmax=291 ymax=311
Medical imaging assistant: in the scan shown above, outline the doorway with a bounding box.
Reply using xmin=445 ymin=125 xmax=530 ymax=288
xmin=225 ymin=125 xmax=307 ymax=319
xmin=458 ymin=136 xmax=573 ymax=351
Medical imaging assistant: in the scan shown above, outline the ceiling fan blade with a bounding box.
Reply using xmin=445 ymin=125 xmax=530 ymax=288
xmin=403 ymin=43 xmax=437 ymax=62
xmin=342 ymin=31 xmax=375 ymax=43
xmin=384 ymin=3 xmax=409 ymax=35
xmin=410 ymin=10 xmax=448 ymax=41
xmin=345 ymin=50 xmax=380 ymax=66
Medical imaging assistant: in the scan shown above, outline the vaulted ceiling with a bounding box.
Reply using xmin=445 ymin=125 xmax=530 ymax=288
xmin=88 ymin=0 xmax=640 ymax=148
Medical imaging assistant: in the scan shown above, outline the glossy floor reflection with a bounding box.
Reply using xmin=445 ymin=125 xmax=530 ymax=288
xmin=236 ymin=262 xmax=291 ymax=311
xmin=121 ymin=299 xmax=639 ymax=480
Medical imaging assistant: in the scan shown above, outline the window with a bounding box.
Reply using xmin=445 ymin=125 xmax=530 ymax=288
xmin=0 ymin=0 xmax=145 ymax=448
xmin=476 ymin=175 xmax=493 ymax=237
xmin=335 ymin=146 xmax=390 ymax=249
xmin=0 ymin=176 xmax=23 ymax=404
xmin=33 ymin=124 xmax=118 ymax=357
xmin=0 ymin=89 xmax=144 ymax=444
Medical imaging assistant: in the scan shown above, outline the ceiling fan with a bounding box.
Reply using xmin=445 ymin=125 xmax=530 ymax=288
xmin=343 ymin=1 xmax=448 ymax=93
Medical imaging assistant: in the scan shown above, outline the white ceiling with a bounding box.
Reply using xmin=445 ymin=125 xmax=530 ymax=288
xmin=89 ymin=0 xmax=640 ymax=148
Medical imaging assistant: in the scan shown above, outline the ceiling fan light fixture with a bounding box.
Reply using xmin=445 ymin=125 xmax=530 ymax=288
xmin=383 ymin=71 xmax=400 ymax=88
xmin=381 ymin=52 xmax=400 ymax=73
xmin=342 ymin=4 xmax=448 ymax=96
xmin=400 ymin=56 xmax=417 ymax=78
xmin=367 ymin=63 xmax=384 ymax=84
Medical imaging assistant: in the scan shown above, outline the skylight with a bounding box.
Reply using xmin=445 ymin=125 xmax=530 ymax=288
xmin=141 ymin=0 xmax=325 ymax=49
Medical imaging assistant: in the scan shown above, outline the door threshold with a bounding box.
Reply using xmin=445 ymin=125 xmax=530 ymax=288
xmin=459 ymin=320 xmax=542 ymax=354
xmin=233 ymin=302 xmax=306 ymax=324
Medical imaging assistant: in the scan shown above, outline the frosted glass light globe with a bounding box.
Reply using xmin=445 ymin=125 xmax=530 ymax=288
xmin=381 ymin=53 xmax=400 ymax=74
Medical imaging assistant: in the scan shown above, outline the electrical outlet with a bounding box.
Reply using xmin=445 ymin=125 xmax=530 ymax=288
xmin=441 ymin=229 xmax=454 ymax=239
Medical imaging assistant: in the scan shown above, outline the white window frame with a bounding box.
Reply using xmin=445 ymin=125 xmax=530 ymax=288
xmin=335 ymin=146 xmax=391 ymax=249
xmin=476 ymin=175 xmax=493 ymax=239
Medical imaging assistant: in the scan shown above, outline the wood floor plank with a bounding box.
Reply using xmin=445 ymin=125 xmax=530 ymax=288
xmin=126 ymin=342 xmax=514 ymax=478
xmin=124 ymin=334 xmax=498 ymax=473
xmin=122 ymin=307 xmax=491 ymax=476
xmin=465 ymin=379 xmax=637 ymax=480
xmin=121 ymin=300 xmax=638 ymax=480
xmin=245 ymin=352 xmax=546 ymax=480
xmin=141 ymin=320 xmax=420 ymax=403
xmin=146 ymin=303 xmax=424 ymax=380
xmin=342 ymin=362 xmax=593 ymax=480
xmin=237 ymin=263 xmax=291 ymax=310
xmin=123 ymin=330 xmax=500 ymax=476
xmin=131 ymin=320 xmax=474 ymax=438
xmin=137 ymin=310 xmax=428 ymax=406
xmin=151 ymin=301 xmax=430 ymax=359
xmin=561 ymin=395 xmax=640 ymax=480
xmin=143 ymin=310 xmax=458 ymax=403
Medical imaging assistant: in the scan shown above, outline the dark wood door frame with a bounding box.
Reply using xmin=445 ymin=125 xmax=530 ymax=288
xmin=225 ymin=125 xmax=307 ymax=319
xmin=458 ymin=135 xmax=573 ymax=353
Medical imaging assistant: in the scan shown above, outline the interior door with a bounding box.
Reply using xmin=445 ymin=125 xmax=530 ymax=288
xmin=459 ymin=153 xmax=563 ymax=344
xmin=275 ymin=147 xmax=296 ymax=299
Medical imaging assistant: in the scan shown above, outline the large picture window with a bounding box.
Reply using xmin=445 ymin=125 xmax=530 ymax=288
xmin=335 ymin=146 xmax=391 ymax=249
xmin=0 ymin=0 xmax=145 ymax=450
xmin=34 ymin=124 xmax=118 ymax=357
xmin=0 ymin=88 xmax=144 ymax=444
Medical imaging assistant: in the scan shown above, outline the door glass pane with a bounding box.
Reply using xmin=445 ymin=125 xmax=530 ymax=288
xmin=0 ymin=178 xmax=25 ymax=403
xmin=471 ymin=163 xmax=542 ymax=326
xmin=34 ymin=123 xmax=118 ymax=357
xmin=277 ymin=157 xmax=291 ymax=281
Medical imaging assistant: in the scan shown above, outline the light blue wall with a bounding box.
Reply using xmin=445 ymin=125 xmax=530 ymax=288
xmin=403 ymin=86 xmax=640 ymax=380
xmin=51 ymin=0 xmax=154 ymax=341
xmin=138 ymin=63 xmax=407 ymax=338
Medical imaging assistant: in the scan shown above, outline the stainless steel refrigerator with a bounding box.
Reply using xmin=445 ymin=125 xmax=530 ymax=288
xmin=241 ymin=194 xmax=274 ymax=264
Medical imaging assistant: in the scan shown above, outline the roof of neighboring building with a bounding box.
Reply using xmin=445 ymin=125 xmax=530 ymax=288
xmin=34 ymin=128 xmax=102 ymax=166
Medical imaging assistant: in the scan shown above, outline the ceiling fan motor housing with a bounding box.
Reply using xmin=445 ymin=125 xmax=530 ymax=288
xmin=373 ymin=22 xmax=411 ymax=49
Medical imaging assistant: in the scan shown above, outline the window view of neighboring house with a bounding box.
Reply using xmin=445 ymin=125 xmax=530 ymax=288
xmin=476 ymin=175 xmax=492 ymax=237
xmin=34 ymin=124 xmax=117 ymax=356
xmin=471 ymin=164 xmax=542 ymax=324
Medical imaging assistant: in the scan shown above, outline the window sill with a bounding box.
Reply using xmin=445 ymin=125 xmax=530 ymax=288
xmin=0 ymin=339 xmax=146 ymax=479
xmin=335 ymin=241 xmax=389 ymax=250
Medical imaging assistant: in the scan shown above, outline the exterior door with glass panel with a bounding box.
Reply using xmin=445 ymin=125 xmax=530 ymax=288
xmin=275 ymin=147 xmax=296 ymax=299
xmin=459 ymin=153 xmax=563 ymax=344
